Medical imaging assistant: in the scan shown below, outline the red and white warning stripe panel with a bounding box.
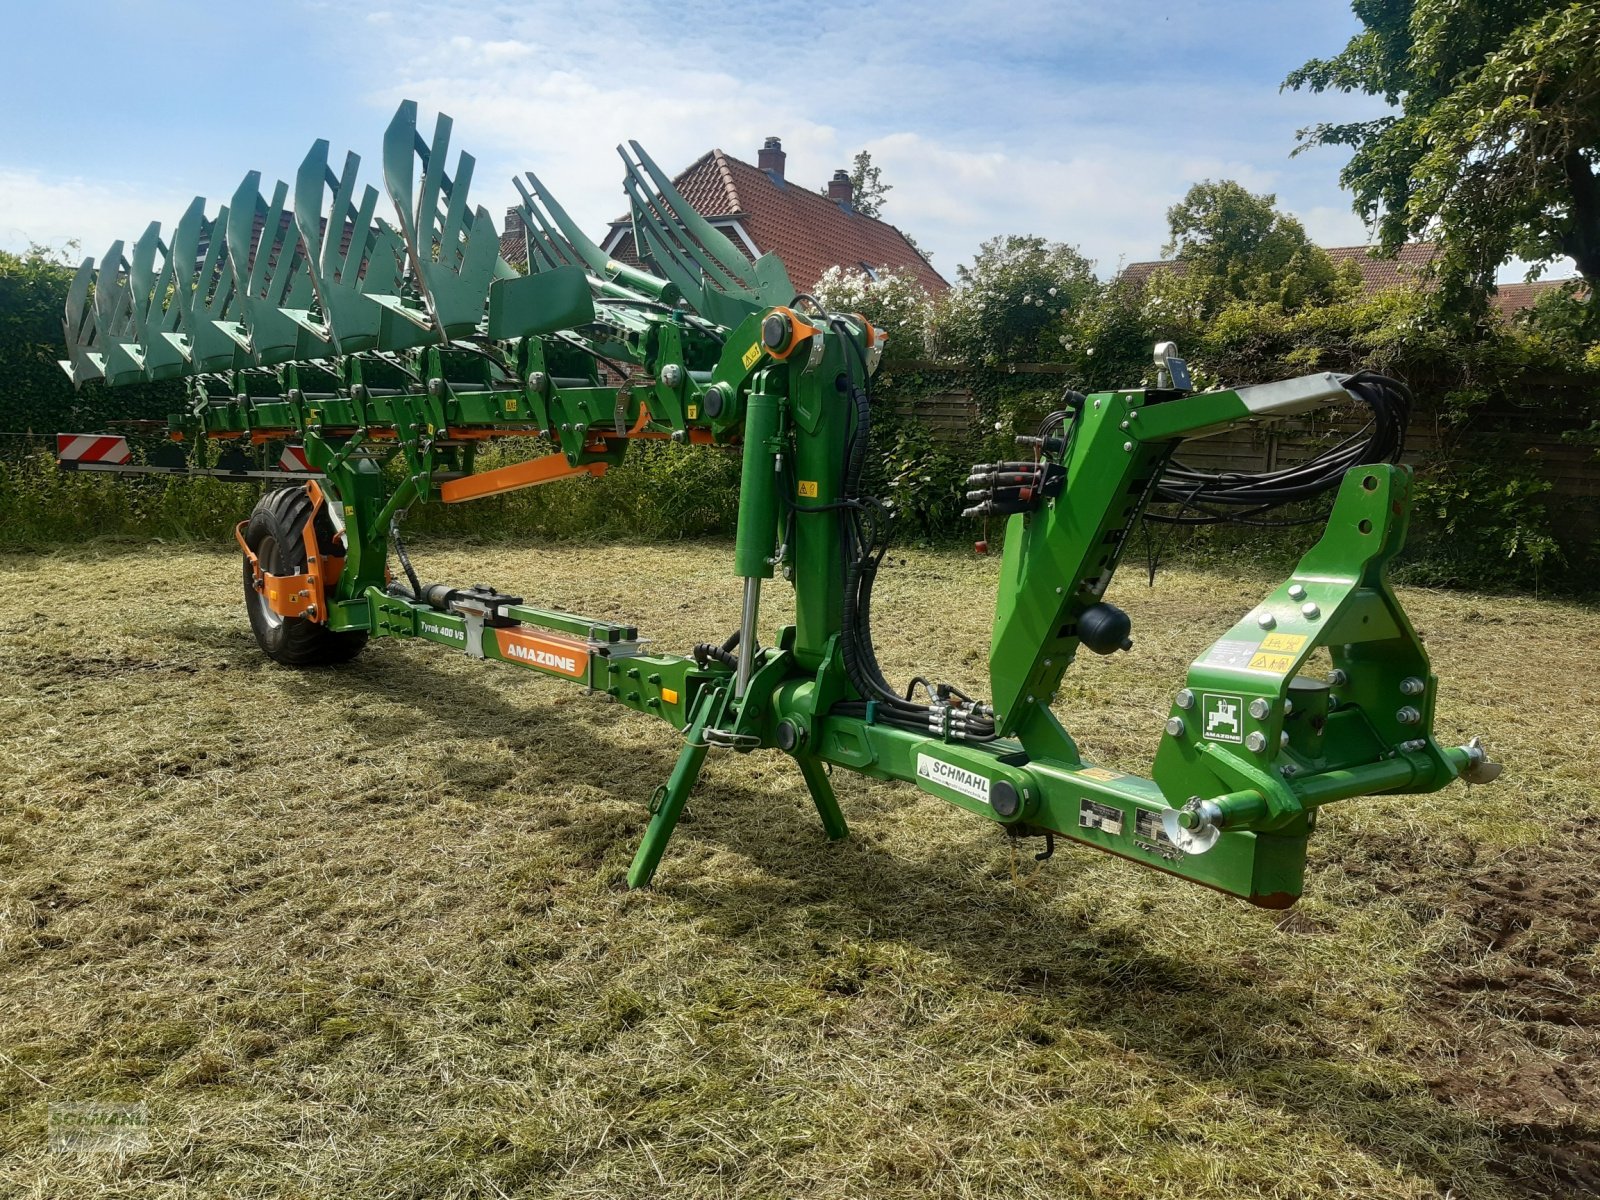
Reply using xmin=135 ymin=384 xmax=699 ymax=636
xmin=56 ymin=434 xmax=131 ymax=467
xmin=279 ymin=445 xmax=313 ymax=472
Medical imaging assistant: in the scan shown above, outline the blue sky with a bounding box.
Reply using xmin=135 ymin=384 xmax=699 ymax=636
xmin=2 ymin=0 xmax=1398 ymax=279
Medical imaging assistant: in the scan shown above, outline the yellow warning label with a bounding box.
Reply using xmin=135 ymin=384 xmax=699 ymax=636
xmin=661 ymin=687 xmax=679 ymax=705
xmin=1248 ymin=651 xmax=1297 ymax=674
xmin=504 ymin=397 xmax=518 ymax=412
xmin=1076 ymin=766 xmax=1123 ymax=782
xmin=687 ymin=404 xmax=698 ymax=419
xmin=797 ymin=480 xmax=819 ymax=498
xmin=742 ymin=342 xmax=762 ymax=370
xmin=1260 ymin=632 xmax=1307 ymax=654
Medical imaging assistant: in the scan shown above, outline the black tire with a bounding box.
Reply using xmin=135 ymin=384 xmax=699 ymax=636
xmin=242 ymin=486 xmax=368 ymax=666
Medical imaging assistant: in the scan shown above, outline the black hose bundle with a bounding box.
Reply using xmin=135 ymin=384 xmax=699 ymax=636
xmin=388 ymin=508 xmax=423 ymax=598
xmin=1147 ymin=371 xmax=1412 ymax=525
xmin=825 ymin=342 xmax=997 ymax=741
xmin=693 ymin=630 xmax=744 ymax=672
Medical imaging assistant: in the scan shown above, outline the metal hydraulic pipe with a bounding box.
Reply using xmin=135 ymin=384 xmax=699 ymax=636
xmin=735 ymin=578 xmax=761 ymax=698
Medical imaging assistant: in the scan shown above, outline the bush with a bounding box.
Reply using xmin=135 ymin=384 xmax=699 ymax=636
xmin=0 ymin=447 xmax=263 ymax=550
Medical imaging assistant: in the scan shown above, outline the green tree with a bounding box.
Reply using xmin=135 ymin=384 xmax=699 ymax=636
xmin=1163 ymin=180 xmax=1347 ymax=316
xmin=832 ymin=150 xmax=891 ymax=219
xmin=1285 ymin=0 xmax=1600 ymax=311
xmin=946 ymin=235 xmax=1099 ymax=364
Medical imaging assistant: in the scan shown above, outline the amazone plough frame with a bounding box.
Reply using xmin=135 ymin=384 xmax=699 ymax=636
xmin=57 ymin=101 xmax=1500 ymax=905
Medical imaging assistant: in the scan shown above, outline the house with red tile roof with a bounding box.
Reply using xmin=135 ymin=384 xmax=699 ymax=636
xmin=500 ymin=137 xmax=947 ymax=294
xmin=1119 ymin=242 xmax=1577 ymax=318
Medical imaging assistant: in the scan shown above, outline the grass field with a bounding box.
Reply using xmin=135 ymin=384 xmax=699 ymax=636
xmin=2 ymin=538 xmax=1597 ymax=1199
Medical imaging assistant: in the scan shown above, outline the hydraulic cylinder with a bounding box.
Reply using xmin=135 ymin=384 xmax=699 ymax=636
xmin=733 ymin=377 xmax=782 ymax=694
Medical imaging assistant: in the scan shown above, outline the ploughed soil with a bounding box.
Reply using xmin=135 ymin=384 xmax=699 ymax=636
xmin=1416 ymin=825 xmax=1600 ymax=1196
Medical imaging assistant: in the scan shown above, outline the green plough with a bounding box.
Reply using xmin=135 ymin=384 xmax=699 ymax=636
xmin=57 ymin=101 xmax=1501 ymax=906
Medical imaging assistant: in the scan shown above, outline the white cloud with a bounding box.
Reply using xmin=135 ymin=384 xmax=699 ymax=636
xmin=0 ymin=168 xmax=196 ymax=260
xmin=320 ymin=0 xmax=1389 ymax=279
xmin=0 ymin=0 xmax=1414 ymax=284
xmin=1301 ymin=204 xmax=1375 ymax=250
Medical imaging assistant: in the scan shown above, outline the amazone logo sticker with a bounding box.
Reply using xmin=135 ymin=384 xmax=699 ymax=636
xmin=1201 ymin=692 xmax=1245 ymax=744
xmin=915 ymin=754 xmax=991 ymax=805
xmin=495 ymin=629 xmax=588 ymax=679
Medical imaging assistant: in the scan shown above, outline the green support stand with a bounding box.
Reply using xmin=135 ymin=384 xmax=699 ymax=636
xmin=627 ymin=686 xmax=723 ymax=887
xmin=797 ymin=755 xmax=848 ymax=841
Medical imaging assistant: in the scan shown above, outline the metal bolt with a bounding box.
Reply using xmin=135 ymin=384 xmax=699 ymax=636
xmin=1123 ymin=441 xmax=1133 ymax=452
xmin=1093 ymin=398 xmax=1102 ymax=409
xmin=1287 ymin=583 xmax=1306 ymax=601
xmin=1257 ymin=612 xmax=1276 ymax=630
xmin=1401 ymin=738 xmax=1427 ymax=752
xmin=428 ymin=377 xmax=444 ymax=397
xmin=1128 ymin=410 xmax=1139 ymax=421
xmin=1120 ymin=419 xmax=1129 ymax=430
xmin=350 ymin=383 xmax=368 ymax=401
xmin=1245 ymin=731 xmax=1267 ymax=753
xmin=1301 ymin=602 xmax=1321 ymax=620
xmin=1281 ymin=764 xmax=1298 ymax=777
xmin=1328 ymin=668 xmax=1348 ymax=686
xmin=661 ymin=363 xmax=683 ymax=388
xmin=1175 ymin=688 xmax=1195 ymax=710
xmin=1280 ymin=730 xmax=1290 ymax=748
xmin=1284 ymin=699 xmax=1294 ymax=715
xmin=1165 ymin=716 xmax=1186 ymax=737
xmin=1396 ymin=706 xmax=1421 ymax=725
xmin=1400 ymin=676 xmax=1425 ymax=696
xmin=1249 ymin=698 xmax=1271 ymax=720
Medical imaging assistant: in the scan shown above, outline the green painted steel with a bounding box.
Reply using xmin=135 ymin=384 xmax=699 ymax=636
xmin=59 ymin=100 xmax=1500 ymax=907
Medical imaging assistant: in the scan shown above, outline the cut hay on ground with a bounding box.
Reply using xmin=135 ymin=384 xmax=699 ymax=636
xmin=2 ymin=539 xmax=1596 ymax=1198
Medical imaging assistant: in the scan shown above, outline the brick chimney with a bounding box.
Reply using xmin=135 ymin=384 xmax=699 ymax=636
xmin=503 ymin=205 xmax=527 ymax=265
xmin=827 ymin=169 xmax=853 ymax=211
xmin=758 ymin=136 xmax=786 ymax=184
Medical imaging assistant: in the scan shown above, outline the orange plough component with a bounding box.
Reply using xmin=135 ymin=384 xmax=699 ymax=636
xmin=438 ymin=450 xmax=609 ymax=503
xmin=235 ymin=479 xmax=344 ymax=621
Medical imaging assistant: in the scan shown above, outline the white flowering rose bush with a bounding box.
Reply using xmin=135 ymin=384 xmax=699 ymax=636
xmin=812 ymin=265 xmax=934 ymax=361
